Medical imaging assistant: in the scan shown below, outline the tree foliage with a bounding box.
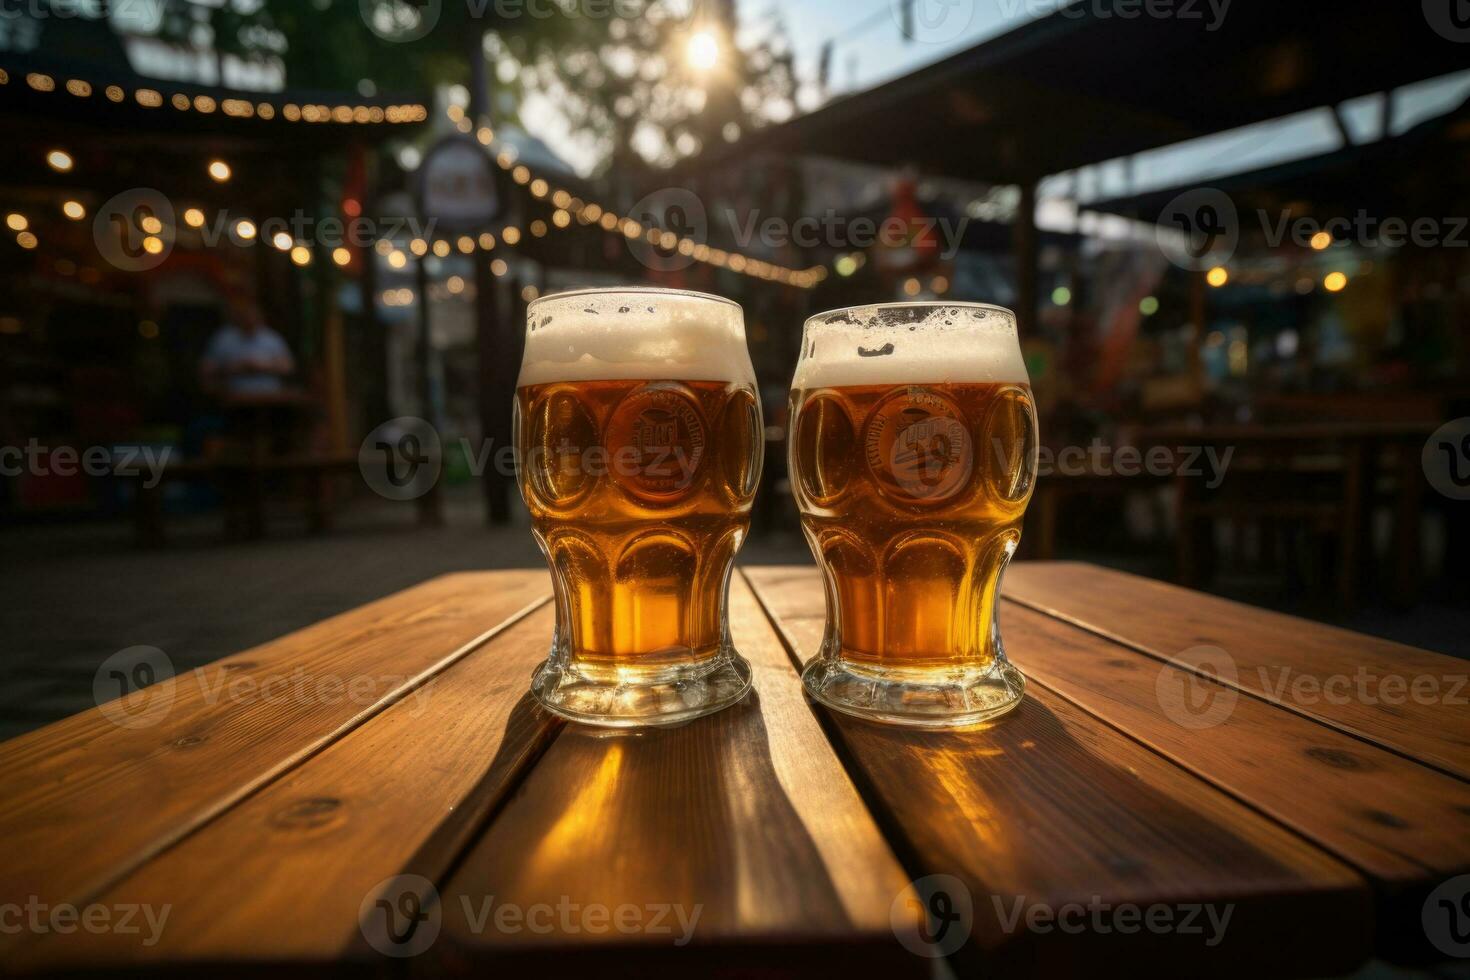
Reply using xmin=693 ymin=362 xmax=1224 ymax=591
xmin=143 ymin=0 xmax=798 ymax=171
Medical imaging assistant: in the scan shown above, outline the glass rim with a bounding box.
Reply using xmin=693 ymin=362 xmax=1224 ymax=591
xmin=527 ymin=286 xmax=742 ymax=316
xmin=804 ymin=301 xmax=1016 ymax=329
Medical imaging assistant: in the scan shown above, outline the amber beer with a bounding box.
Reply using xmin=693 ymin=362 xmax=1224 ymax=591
xmin=515 ymin=289 xmax=761 ymax=726
xmin=789 ymin=303 xmax=1037 ymax=727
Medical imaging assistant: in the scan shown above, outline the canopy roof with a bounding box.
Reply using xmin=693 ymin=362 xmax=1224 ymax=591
xmin=696 ymin=0 xmax=1470 ymax=184
xmin=1086 ymin=99 xmax=1470 ymax=230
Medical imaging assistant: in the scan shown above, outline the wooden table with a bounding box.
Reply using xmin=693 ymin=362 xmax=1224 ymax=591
xmin=2 ymin=564 xmax=1467 ymax=977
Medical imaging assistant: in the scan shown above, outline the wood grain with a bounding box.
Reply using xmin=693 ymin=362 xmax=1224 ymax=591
xmin=745 ymin=566 xmax=1373 ymax=979
xmin=1003 ymin=562 xmax=1470 ymax=780
xmin=12 ymin=600 xmax=564 ymax=971
xmin=0 ymin=571 xmax=551 ymax=956
xmin=997 ymin=600 xmax=1470 ymax=959
xmin=433 ymin=574 xmax=923 ymax=978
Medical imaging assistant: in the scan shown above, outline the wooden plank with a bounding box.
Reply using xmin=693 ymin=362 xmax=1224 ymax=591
xmin=745 ymin=566 xmax=1372 ymax=979
xmin=997 ymin=600 xmax=1470 ymax=960
xmin=1003 ymin=562 xmax=1470 ymax=780
xmin=12 ymin=595 xmax=564 ymax=971
xmin=0 ymin=570 xmax=552 ymax=953
xmin=433 ymin=574 xmax=924 ymax=978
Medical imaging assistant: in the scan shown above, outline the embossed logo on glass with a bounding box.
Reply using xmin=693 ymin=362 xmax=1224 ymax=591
xmin=607 ymin=385 xmax=707 ymax=499
xmin=866 ymin=388 xmax=973 ymax=503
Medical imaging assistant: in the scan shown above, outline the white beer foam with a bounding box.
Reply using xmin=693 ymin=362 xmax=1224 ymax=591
xmin=519 ymin=288 xmax=756 ymax=387
xmin=792 ymin=302 xmax=1030 ymax=389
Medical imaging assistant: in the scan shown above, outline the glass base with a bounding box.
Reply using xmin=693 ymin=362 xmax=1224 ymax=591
xmin=801 ymin=654 xmax=1025 ymax=729
xmin=531 ymin=648 xmax=753 ymax=729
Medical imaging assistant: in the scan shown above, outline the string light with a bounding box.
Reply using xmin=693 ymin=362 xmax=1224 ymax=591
xmin=6 ymin=213 xmax=27 ymax=232
xmin=1206 ymin=266 xmax=1229 ymax=288
xmin=14 ymin=71 xmax=426 ymax=124
xmin=62 ymin=200 xmax=86 ymax=220
xmin=47 ymin=150 xmax=74 ymax=172
xmin=208 ymin=160 xmax=232 ymax=182
xmin=332 ymin=247 xmax=352 ymax=267
xmin=235 ymin=219 xmax=257 ymax=240
xmin=184 ymin=208 xmax=206 ymax=228
xmin=290 ymin=245 xmax=312 ymax=266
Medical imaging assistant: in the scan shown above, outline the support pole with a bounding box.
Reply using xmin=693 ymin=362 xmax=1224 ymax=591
xmin=1013 ymin=180 xmax=1039 ymax=336
xmin=468 ymin=29 xmax=516 ymax=525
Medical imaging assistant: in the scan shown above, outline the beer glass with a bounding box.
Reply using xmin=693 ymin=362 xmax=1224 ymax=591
xmin=788 ymin=302 xmax=1037 ymax=727
xmin=515 ymin=288 xmax=762 ymax=726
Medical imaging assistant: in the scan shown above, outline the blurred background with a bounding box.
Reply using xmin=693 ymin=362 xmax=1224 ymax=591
xmin=2 ymin=0 xmax=1468 ymax=739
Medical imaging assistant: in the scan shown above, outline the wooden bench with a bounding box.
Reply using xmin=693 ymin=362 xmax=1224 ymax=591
xmin=1 ymin=564 xmax=1466 ymax=977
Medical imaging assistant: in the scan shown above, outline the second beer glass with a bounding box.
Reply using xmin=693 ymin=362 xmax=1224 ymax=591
xmin=789 ymin=302 xmax=1038 ymax=728
xmin=516 ymin=288 xmax=762 ymax=727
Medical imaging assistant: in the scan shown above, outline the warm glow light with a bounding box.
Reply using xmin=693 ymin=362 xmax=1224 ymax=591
xmin=140 ymin=215 xmax=163 ymax=234
xmin=184 ymin=208 xmax=205 ymax=228
xmin=457 ymin=236 xmax=475 ymax=254
xmin=291 ymin=246 xmax=311 ymax=266
xmin=142 ymin=236 xmax=164 ymax=255
xmin=6 ymin=213 xmax=27 ymax=232
xmin=388 ymin=250 xmax=407 ymax=269
xmin=931 ymin=275 xmax=950 ymax=295
xmin=17 ymin=232 xmax=37 ymax=249
xmin=410 ymin=238 xmax=429 ymax=257
xmin=1323 ymin=271 xmax=1348 ymax=293
xmin=447 ymin=275 xmax=466 ymax=294
xmin=530 ymin=179 xmax=548 ymax=198
xmin=332 ymin=247 xmax=352 ymax=266
xmin=834 ymin=255 xmax=857 ymax=277
xmin=432 ymin=240 xmax=451 ymax=258
xmin=687 ymin=31 xmax=720 ymax=71
xmin=521 ymin=284 xmax=540 ymax=302
xmin=1310 ymin=231 xmax=1332 ymax=251
xmin=63 ymin=201 xmax=86 ymax=220
xmin=235 ymin=220 xmax=257 ymax=240
xmin=1206 ymin=266 xmax=1229 ymax=288
xmin=552 ymin=209 xmax=571 ymax=228
xmin=502 ymin=227 xmax=521 ymax=246
xmin=479 ymin=233 xmax=496 ymax=250
xmin=902 ymin=277 xmax=922 ymax=297
xmin=47 ymin=149 xmax=74 ymax=172
xmin=490 ymin=258 xmax=508 ymax=277
xmin=208 ymin=160 xmax=232 ymax=182
xmin=272 ymin=232 xmax=294 ymax=251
